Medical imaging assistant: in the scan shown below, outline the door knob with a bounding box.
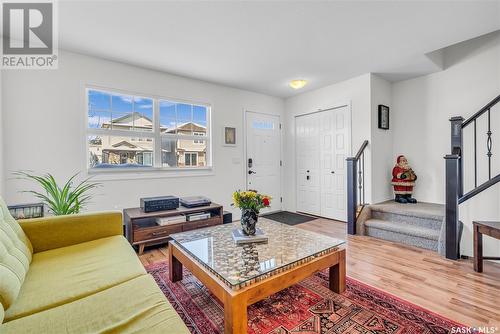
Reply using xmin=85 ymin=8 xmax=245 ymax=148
xmin=331 ymin=171 xmax=335 ymax=174
xmin=248 ymin=170 xmax=256 ymax=175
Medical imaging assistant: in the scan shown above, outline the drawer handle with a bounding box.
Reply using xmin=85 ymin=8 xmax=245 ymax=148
xmin=152 ymin=231 xmax=169 ymax=236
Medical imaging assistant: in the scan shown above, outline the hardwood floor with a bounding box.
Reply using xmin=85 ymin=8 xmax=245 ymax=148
xmin=138 ymin=218 xmax=500 ymax=327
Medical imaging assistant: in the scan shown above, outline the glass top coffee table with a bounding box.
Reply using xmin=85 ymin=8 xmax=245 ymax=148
xmin=168 ymin=218 xmax=346 ymax=334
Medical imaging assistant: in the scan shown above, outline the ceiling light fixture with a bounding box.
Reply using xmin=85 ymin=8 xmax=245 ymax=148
xmin=289 ymin=79 xmax=308 ymax=90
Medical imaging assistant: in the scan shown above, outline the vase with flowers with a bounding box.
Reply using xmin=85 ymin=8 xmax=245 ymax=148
xmin=232 ymin=190 xmax=271 ymax=236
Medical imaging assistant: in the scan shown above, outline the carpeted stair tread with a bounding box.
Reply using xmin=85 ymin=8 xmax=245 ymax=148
xmin=360 ymin=201 xmax=447 ymax=253
xmin=370 ymin=201 xmax=444 ymax=221
xmin=365 ymin=219 xmax=440 ymax=241
xmin=370 ymin=210 xmax=442 ymax=230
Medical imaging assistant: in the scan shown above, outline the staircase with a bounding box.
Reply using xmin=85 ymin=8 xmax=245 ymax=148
xmin=347 ymin=94 xmax=499 ymax=259
xmin=445 ymin=94 xmax=500 ymax=259
xmin=360 ymin=201 xmax=445 ymax=252
xmin=346 ymin=141 xmax=448 ymax=253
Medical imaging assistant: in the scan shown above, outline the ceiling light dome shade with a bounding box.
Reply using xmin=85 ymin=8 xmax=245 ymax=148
xmin=289 ymin=79 xmax=307 ymax=89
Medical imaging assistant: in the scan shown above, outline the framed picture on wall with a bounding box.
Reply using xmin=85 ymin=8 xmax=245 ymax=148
xmin=223 ymin=126 xmax=236 ymax=146
xmin=378 ymin=105 xmax=389 ymax=130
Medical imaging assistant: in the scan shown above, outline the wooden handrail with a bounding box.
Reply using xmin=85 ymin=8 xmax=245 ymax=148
xmin=462 ymin=94 xmax=500 ymax=128
xmin=353 ymin=140 xmax=369 ymax=161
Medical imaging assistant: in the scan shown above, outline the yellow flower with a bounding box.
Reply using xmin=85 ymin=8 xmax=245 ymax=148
xmin=232 ymin=191 xmax=241 ymax=207
xmin=232 ymin=190 xmax=272 ymax=210
xmin=241 ymin=191 xmax=255 ymax=199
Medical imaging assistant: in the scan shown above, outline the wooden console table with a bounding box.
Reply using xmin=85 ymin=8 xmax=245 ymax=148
xmin=473 ymin=221 xmax=500 ymax=272
xmin=124 ymin=203 xmax=223 ymax=254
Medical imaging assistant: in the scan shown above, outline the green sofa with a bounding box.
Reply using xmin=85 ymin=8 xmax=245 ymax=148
xmin=0 ymin=197 xmax=189 ymax=333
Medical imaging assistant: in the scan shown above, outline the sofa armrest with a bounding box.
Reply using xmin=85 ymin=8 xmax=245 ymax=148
xmin=19 ymin=211 xmax=123 ymax=253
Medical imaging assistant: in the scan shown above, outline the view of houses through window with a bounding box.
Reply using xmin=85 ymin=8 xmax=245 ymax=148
xmin=87 ymin=89 xmax=210 ymax=170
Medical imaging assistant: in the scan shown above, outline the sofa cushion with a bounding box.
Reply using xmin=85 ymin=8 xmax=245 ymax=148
xmin=4 ymin=235 xmax=146 ymax=321
xmin=0 ymin=197 xmax=33 ymax=310
xmin=1 ymin=275 xmax=190 ymax=334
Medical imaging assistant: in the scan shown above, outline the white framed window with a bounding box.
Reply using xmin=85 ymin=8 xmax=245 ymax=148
xmin=86 ymin=88 xmax=211 ymax=171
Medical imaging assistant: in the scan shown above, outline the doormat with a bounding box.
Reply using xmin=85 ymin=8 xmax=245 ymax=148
xmin=263 ymin=211 xmax=316 ymax=225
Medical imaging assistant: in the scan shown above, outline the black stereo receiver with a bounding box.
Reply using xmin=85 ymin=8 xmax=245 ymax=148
xmin=140 ymin=196 xmax=179 ymax=212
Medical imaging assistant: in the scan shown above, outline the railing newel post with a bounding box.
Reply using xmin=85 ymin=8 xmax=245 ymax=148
xmin=449 ymin=116 xmax=464 ymax=196
xmin=346 ymin=157 xmax=357 ymax=235
xmin=445 ymin=155 xmax=460 ymax=260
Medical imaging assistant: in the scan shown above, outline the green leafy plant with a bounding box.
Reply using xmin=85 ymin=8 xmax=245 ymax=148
xmin=14 ymin=171 xmax=101 ymax=215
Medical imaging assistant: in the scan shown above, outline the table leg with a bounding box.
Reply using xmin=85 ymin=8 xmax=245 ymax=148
xmin=329 ymin=248 xmax=346 ymax=293
xmin=223 ymin=292 xmax=247 ymax=334
xmin=474 ymin=225 xmax=483 ymax=273
xmin=168 ymin=245 xmax=183 ymax=282
xmin=138 ymin=243 xmax=145 ymax=255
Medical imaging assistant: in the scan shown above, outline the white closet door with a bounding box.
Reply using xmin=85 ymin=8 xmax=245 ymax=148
xmin=296 ymin=106 xmax=349 ymax=221
xmin=319 ymin=110 xmax=336 ymax=218
xmin=296 ymin=113 xmax=321 ymax=215
xmin=320 ymin=106 xmax=349 ymax=221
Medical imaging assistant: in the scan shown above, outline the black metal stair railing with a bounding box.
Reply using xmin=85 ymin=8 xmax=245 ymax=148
xmin=346 ymin=140 xmax=369 ymax=235
xmin=445 ymin=94 xmax=500 ymax=260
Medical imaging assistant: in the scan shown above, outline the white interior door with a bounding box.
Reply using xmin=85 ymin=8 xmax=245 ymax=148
xmin=320 ymin=106 xmax=349 ymax=220
xmin=246 ymin=111 xmax=281 ymax=213
xmin=296 ymin=106 xmax=350 ymax=221
xmin=296 ymin=113 xmax=321 ymax=215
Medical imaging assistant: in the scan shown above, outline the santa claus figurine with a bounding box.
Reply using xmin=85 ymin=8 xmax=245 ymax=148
xmin=391 ymin=155 xmax=417 ymax=204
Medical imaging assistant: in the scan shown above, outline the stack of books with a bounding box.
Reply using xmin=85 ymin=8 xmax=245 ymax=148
xmin=156 ymin=215 xmax=186 ymax=226
xmin=232 ymin=228 xmax=268 ymax=245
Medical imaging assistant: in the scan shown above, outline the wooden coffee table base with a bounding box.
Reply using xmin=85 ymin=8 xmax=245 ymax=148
xmin=168 ymin=241 xmax=346 ymax=334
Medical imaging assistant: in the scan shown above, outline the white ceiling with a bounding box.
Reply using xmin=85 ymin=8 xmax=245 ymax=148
xmin=58 ymin=1 xmax=500 ymax=98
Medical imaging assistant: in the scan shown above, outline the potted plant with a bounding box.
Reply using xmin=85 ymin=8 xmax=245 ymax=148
xmin=14 ymin=171 xmax=100 ymax=216
xmin=232 ymin=190 xmax=271 ymax=235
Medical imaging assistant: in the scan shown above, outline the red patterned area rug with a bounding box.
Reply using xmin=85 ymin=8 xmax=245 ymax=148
xmin=145 ymin=261 xmax=463 ymax=334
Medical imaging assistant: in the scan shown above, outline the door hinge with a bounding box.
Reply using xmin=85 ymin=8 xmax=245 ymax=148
xmin=280 ymin=160 xmax=282 ymax=166
xmin=279 ymin=123 xmax=282 ymax=130
xmin=280 ymin=197 xmax=283 ymax=203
